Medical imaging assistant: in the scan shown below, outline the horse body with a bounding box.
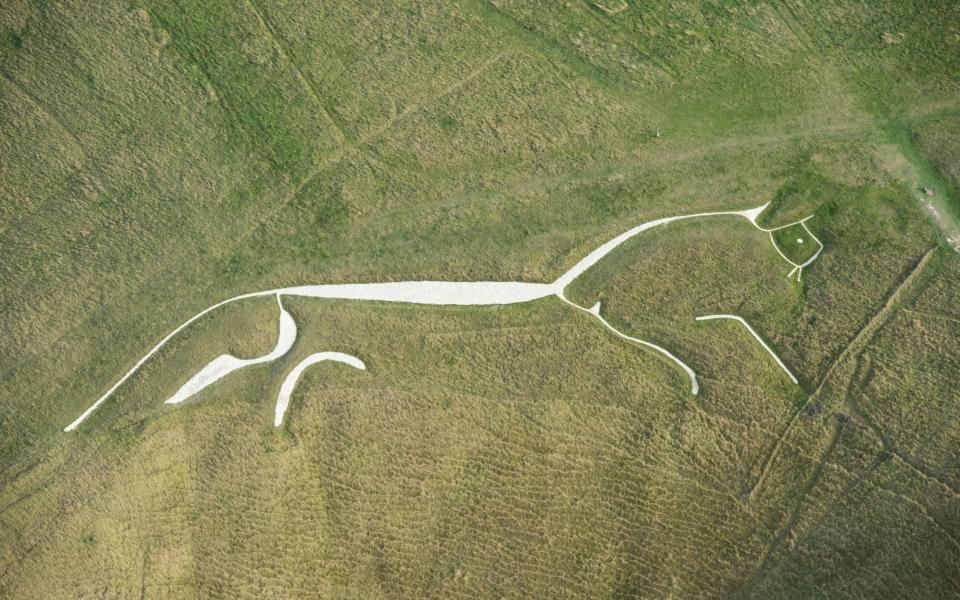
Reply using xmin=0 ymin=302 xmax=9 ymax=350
xmin=65 ymin=201 xmax=820 ymax=431
xmin=277 ymin=281 xmax=558 ymax=305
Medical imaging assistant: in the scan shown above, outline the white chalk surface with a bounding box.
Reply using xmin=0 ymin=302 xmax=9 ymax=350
xmin=274 ymin=352 xmax=366 ymax=427
xmin=65 ymin=201 xmax=818 ymax=430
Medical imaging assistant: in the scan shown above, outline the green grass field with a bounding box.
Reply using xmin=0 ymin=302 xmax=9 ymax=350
xmin=2 ymin=1 xmax=959 ymax=597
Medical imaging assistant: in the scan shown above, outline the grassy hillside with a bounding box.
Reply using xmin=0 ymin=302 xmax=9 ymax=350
xmin=1 ymin=1 xmax=958 ymax=597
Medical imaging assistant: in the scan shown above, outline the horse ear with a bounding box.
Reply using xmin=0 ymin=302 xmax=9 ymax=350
xmin=588 ymin=301 xmax=601 ymax=316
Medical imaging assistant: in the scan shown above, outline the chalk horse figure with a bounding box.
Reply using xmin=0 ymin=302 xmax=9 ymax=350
xmin=65 ymin=202 xmax=822 ymax=432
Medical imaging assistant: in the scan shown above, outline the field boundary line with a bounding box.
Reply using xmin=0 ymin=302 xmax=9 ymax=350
xmin=575 ymin=0 xmax=678 ymax=82
xmin=810 ymin=247 xmax=936 ymax=401
xmin=359 ymin=51 xmax=507 ymax=148
xmin=739 ymin=249 xmax=936 ymax=506
xmin=844 ymin=356 xmax=960 ymax=499
xmin=244 ymin=0 xmax=350 ymax=145
xmin=740 ymin=408 xmax=802 ymax=503
xmin=229 ymin=50 xmax=507 ymax=254
xmin=0 ymin=51 xmax=508 ymax=386
xmin=744 ymin=421 xmax=842 ymax=593
xmin=0 ymin=70 xmax=88 ymax=162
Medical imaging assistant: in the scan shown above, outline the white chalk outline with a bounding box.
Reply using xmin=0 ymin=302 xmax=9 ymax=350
xmin=164 ymin=295 xmax=297 ymax=406
xmin=557 ymin=296 xmax=699 ymax=394
xmin=695 ymin=314 xmax=799 ymax=384
xmin=275 ymin=352 xmax=365 ymax=427
xmin=756 ymin=217 xmax=823 ymax=282
xmin=65 ymin=201 xmax=820 ymax=431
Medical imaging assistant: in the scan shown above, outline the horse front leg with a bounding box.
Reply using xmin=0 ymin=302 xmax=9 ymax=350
xmin=165 ymin=295 xmax=297 ymax=405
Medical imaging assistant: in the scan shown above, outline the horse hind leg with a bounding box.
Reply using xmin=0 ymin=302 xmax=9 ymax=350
xmin=557 ymin=294 xmax=699 ymax=395
xmin=274 ymin=352 xmax=366 ymax=427
xmin=165 ymin=294 xmax=297 ymax=405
